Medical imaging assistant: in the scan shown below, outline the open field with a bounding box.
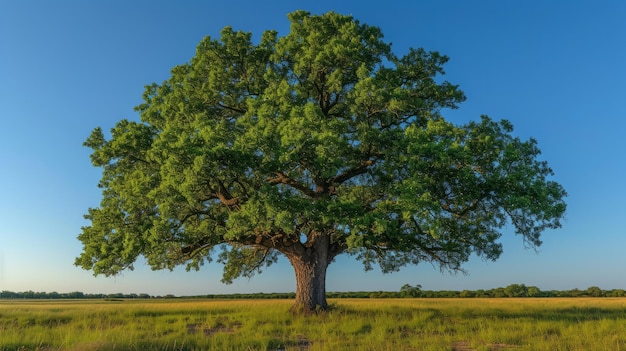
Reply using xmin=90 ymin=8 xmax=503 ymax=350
xmin=2 ymin=298 xmax=626 ymax=351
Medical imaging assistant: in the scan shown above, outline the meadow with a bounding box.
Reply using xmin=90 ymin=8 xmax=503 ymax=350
xmin=1 ymin=298 xmax=626 ymax=351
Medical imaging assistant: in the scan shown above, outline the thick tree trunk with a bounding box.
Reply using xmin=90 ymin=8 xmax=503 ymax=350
xmin=286 ymin=235 xmax=332 ymax=314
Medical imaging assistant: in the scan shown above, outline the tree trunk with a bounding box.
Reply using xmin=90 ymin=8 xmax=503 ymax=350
xmin=286 ymin=235 xmax=331 ymax=314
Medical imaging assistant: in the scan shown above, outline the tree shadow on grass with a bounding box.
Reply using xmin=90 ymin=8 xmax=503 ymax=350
xmin=267 ymin=336 xmax=312 ymax=351
xmin=336 ymin=304 xmax=626 ymax=323
xmin=451 ymin=341 xmax=521 ymax=351
xmin=472 ymin=306 xmax=626 ymax=323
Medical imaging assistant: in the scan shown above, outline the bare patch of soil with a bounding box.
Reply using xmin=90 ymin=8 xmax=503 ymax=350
xmin=452 ymin=341 xmax=521 ymax=350
xmin=271 ymin=335 xmax=312 ymax=351
xmin=290 ymin=335 xmax=312 ymax=350
xmin=186 ymin=323 xmax=235 ymax=336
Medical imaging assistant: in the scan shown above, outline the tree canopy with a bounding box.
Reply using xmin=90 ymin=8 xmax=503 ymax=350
xmin=76 ymin=10 xmax=567 ymax=312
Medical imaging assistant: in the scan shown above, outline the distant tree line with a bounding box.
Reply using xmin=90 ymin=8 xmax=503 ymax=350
xmin=0 ymin=291 xmax=152 ymax=299
xmin=367 ymin=284 xmax=626 ymax=298
xmin=2 ymin=285 xmax=624 ymax=300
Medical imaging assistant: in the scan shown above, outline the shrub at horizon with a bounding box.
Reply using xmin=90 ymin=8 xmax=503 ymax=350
xmin=76 ymin=10 xmax=567 ymax=313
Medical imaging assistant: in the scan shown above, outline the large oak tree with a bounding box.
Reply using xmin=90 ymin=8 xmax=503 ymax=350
xmin=76 ymin=11 xmax=567 ymax=312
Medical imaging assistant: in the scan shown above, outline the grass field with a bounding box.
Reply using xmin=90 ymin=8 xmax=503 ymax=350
xmin=1 ymin=297 xmax=626 ymax=350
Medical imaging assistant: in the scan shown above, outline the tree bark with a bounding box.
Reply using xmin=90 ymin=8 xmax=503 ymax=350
xmin=286 ymin=234 xmax=332 ymax=314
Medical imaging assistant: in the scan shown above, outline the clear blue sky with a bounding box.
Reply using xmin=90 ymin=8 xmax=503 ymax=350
xmin=1 ymin=1 xmax=625 ymax=296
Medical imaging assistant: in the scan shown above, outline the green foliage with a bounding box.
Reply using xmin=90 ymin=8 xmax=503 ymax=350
xmin=76 ymin=11 xmax=566 ymax=290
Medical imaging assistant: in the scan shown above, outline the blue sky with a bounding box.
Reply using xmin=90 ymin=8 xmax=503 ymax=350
xmin=1 ymin=1 xmax=625 ymax=296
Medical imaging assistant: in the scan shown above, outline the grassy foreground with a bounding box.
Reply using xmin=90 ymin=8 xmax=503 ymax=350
xmin=1 ymin=298 xmax=626 ymax=351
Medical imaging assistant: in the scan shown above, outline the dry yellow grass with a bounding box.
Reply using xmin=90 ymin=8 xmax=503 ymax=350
xmin=2 ymin=297 xmax=626 ymax=350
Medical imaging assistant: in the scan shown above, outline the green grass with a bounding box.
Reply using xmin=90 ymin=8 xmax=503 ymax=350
xmin=2 ymin=298 xmax=626 ymax=350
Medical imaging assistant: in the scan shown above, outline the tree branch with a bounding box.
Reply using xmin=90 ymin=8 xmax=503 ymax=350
xmin=235 ymin=230 xmax=305 ymax=258
xmin=214 ymin=180 xmax=240 ymax=208
xmin=217 ymin=102 xmax=246 ymax=114
xmin=330 ymin=159 xmax=374 ymax=185
xmin=181 ymin=242 xmax=213 ymax=259
xmin=266 ymin=172 xmax=317 ymax=198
